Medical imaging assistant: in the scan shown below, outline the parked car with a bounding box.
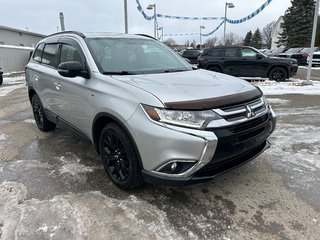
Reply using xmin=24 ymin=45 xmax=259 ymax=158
xmin=265 ymin=47 xmax=286 ymax=57
xmin=307 ymin=50 xmax=320 ymax=67
xmin=25 ymin=31 xmax=276 ymax=190
xmin=0 ymin=67 xmax=3 ymax=85
xmin=277 ymin=48 xmax=302 ymax=58
xmin=198 ymin=46 xmax=298 ymax=81
xmin=290 ymin=48 xmax=318 ymax=66
xmin=179 ymin=49 xmax=201 ymax=64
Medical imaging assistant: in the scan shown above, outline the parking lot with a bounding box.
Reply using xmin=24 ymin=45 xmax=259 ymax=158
xmin=0 ymin=75 xmax=319 ymax=240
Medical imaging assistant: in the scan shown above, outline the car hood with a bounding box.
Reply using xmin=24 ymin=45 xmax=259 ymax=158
xmin=112 ymin=69 xmax=262 ymax=110
xmin=270 ymin=56 xmax=296 ymax=63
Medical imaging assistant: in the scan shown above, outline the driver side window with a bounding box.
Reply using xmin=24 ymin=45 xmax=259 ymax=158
xmin=241 ymin=49 xmax=257 ymax=58
xmin=60 ymin=44 xmax=84 ymax=65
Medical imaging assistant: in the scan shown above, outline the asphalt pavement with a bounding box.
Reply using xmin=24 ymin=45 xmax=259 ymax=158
xmin=0 ymin=76 xmax=319 ymax=240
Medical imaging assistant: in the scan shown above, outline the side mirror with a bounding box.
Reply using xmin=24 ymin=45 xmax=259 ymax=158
xmin=58 ymin=61 xmax=89 ymax=78
xmin=256 ymin=53 xmax=264 ymax=60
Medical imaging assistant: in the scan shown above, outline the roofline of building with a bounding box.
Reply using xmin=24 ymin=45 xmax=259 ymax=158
xmin=0 ymin=25 xmax=45 ymax=38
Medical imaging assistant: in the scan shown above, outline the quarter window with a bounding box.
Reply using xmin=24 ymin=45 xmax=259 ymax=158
xmin=33 ymin=43 xmax=45 ymax=62
xmin=42 ymin=44 xmax=60 ymax=68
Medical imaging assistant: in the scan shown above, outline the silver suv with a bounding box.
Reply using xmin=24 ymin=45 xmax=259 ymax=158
xmin=25 ymin=31 xmax=276 ymax=190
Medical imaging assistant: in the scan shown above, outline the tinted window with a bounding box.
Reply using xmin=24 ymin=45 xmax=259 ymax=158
xmin=60 ymin=44 xmax=83 ymax=65
xmin=206 ymin=49 xmax=225 ymax=57
xmin=225 ymin=49 xmax=240 ymax=57
xmin=33 ymin=43 xmax=45 ymax=62
xmin=42 ymin=44 xmax=60 ymax=67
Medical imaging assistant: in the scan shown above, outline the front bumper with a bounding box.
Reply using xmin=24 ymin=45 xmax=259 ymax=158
xmin=126 ymin=103 xmax=276 ymax=186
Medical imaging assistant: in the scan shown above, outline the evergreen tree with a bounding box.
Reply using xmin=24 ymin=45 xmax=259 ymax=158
xmin=278 ymin=0 xmax=316 ymax=47
xmin=252 ymin=28 xmax=262 ymax=49
xmin=243 ymin=31 xmax=253 ymax=46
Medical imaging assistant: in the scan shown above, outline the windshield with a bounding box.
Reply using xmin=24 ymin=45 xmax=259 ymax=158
xmin=86 ymin=37 xmax=192 ymax=75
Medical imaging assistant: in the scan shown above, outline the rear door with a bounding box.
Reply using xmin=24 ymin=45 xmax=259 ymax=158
xmin=237 ymin=48 xmax=269 ymax=77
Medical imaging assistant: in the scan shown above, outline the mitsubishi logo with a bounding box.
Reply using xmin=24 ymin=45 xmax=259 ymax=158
xmin=245 ymin=106 xmax=255 ymax=119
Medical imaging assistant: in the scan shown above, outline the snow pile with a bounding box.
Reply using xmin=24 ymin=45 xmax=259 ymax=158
xmin=253 ymin=79 xmax=320 ymax=95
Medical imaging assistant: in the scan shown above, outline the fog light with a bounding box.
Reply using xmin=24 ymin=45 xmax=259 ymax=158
xmin=171 ymin=162 xmax=177 ymax=172
xmin=157 ymin=161 xmax=196 ymax=174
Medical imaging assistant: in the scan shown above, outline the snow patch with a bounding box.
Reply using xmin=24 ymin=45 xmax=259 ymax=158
xmin=0 ymin=133 xmax=8 ymax=141
xmin=0 ymin=182 xmax=183 ymax=240
xmin=59 ymin=154 xmax=96 ymax=176
xmin=24 ymin=119 xmax=36 ymax=124
xmin=0 ymin=76 xmax=25 ymax=97
xmin=266 ymin=98 xmax=291 ymax=105
xmin=253 ymin=80 xmax=320 ymax=95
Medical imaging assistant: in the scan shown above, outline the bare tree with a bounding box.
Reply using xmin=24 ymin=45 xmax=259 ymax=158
xmin=163 ymin=38 xmax=176 ymax=47
xmin=262 ymin=21 xmax=275 ymax=49
xmin=224 ymin=33 xmax=243 ymax=46
xmin=190 ymin=39 xmax=197 ymax=49
xmin=185 ymin=40 xmax=190 ymax=47
xmin=205 ymin=37 xmax=218 ymax=48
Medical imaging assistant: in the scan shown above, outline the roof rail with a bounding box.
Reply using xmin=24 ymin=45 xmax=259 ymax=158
xmin=135 ymin=34 xmax=157 ymax=40
xmin=46 ymin=31 xmax=86 ymax=38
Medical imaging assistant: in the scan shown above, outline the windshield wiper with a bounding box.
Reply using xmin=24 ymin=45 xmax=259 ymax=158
xmin=163 ymin=69 xmax=187 ymax=73
xmin=102 ymin=71 xmax=136 ymax=75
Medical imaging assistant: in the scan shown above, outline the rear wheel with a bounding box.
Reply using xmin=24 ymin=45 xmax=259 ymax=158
xmin=31 ymin=94 xmax=56 ymax=131
xmin=0 ymin=75 xmax=3 ymax=85
xmin=269 ymin=67 xmax=287 ymax=82
xmin=99 ymin=123 xmax=143 ymax=190
xmin=209 ymin=66 xmax=222 ymax=73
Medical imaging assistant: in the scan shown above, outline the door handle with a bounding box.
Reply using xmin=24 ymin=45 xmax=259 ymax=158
xmin=54 ymin=82 xmax=61 ymax=90
xmin=33 ymin=75 xmax=39 ymax=81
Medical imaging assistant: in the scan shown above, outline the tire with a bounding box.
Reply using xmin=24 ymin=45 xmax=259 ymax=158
xmin=0 ymin=75 xmax=3 ymax=86
xmin=269 ymin=67 xmax=287 ymax=82
xmin=99 ymin=123 xmax=143 ymax=190
xmin=31 ymin=94 xmax=56 ymax=132
xmin=209 ymin=66 xmax=222 ymax=73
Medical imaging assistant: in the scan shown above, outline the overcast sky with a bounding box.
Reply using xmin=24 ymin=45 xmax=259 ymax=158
xmin=0 ymin=0 xmax=296 ymax=43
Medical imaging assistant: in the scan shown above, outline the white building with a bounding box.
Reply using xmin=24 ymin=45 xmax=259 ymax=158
xmin=271 ymin=16 xmax=284 ymax=50
xmin=0 ymin=25 xmax=44 ymax=47
xmin=0 ymin=25 xmax=45 ymax=73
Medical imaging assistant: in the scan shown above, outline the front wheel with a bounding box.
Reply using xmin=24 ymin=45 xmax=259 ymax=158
xmin=31 ymin=94 xmax=56 ymax=132
xmin=269 ymin=67 xmax=287 ymax=82
xmin=99 ymin=123 xmax=143 ymax=190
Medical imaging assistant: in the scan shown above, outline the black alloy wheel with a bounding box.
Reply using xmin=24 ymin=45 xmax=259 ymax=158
xmin=269 ymin=67 xmax=287 ymax=82
xmin=31 ymin=95 xmax=56 ymax=131
xmin=99 ymin=123 xmax=143 ymax=190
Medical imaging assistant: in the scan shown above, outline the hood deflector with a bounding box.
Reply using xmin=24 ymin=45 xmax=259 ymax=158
xmin=164 ymin=88 xmax=262 ymax=110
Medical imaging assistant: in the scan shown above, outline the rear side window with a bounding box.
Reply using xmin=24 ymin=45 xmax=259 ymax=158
xmin=42 ymin=44 xmax=60 ymax=68
xmin=203 ymin=49 xmax=225 ymax=57
xmin=241 ymin=49 xmax=257 ymax=58
xmin=225 ymin=49 xmax=240 ymax=58
xmin=33 ymin=43 xmax=45 ymax=62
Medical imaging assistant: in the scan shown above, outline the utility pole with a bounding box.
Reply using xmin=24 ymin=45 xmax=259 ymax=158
xmin=59 ymin=12 xmax=65 ymax=31
xmin=305 ymin=0 xmax=319 ymax=85
xmin=124 ymin=0 xmax=128 ymax=33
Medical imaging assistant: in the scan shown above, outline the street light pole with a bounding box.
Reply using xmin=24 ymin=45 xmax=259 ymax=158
xmin=147 ymin=4 xmax=157 ymax=38
xmin=223 ymin=2 xmax=235 ymax=46
xmin=200 ymin=26 xmax=205 ymax=50
xmin=124 ymin=0 xmax=128 ymax=33
xmin=305 ymin=0 xmax=319 ymax=85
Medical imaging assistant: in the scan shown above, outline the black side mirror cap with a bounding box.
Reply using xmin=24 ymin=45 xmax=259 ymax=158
xmin=58 ymin=61 xmax=89 ymax=78
xmin=256 ymin=54 xmax=264 ymax=60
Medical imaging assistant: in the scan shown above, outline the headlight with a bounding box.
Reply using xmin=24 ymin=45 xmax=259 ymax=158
xmin=142 ymin=104 xmax=222 ymax=129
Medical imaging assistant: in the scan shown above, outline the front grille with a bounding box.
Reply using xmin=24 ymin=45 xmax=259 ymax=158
xmin=212 ymin=97 xmax=268 ymax=124
xmin=313 ymin=55 xmax=320 ymax=59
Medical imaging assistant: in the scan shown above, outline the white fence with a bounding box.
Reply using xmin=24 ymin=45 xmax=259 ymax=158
xmin=0 ymin=45 xmax=34 ymax=73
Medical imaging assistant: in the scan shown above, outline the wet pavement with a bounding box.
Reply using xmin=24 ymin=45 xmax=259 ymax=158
xmin=0 ymin=76 xmax=319 ymax=240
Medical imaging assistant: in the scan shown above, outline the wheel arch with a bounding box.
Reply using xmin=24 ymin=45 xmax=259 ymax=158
xmin=28 ymin=87 xmax=38 ymax=103
xmin=92 ymin=113 xmax=144 ymax=169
